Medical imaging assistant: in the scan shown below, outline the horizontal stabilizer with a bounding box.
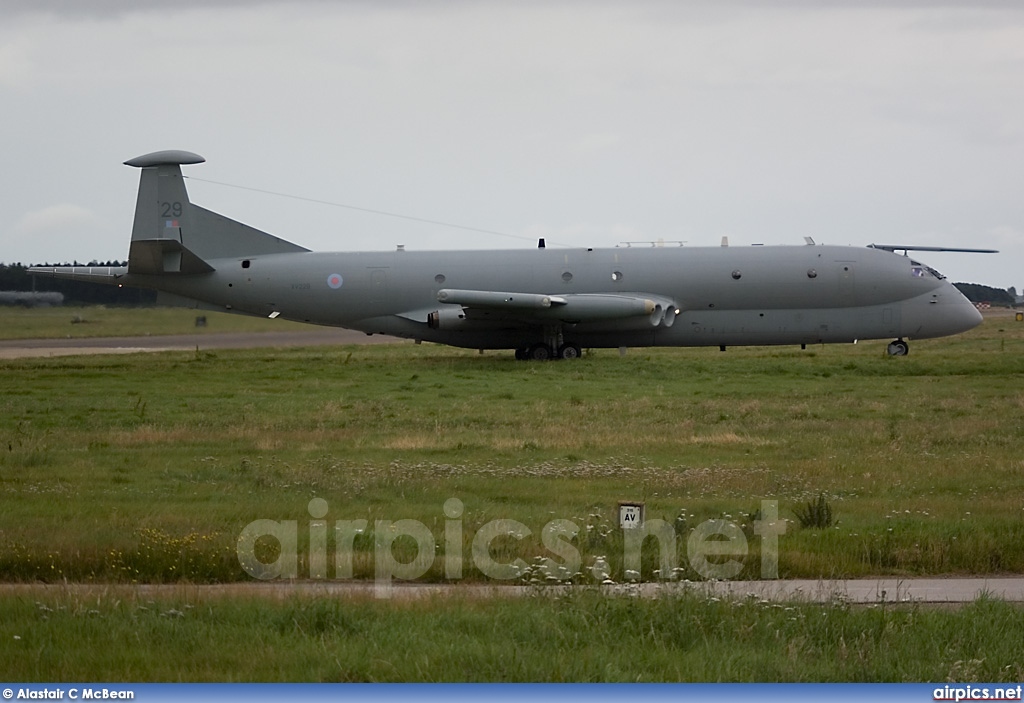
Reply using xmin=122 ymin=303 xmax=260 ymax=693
xmin=27 ymin=265 xmax=127 ymax=285
xmin=868 ymin=244 xmax=998 ymax=254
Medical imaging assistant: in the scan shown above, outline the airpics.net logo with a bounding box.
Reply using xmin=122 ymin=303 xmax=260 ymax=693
xmin=235 ymin=498 xmax=787 ymax=596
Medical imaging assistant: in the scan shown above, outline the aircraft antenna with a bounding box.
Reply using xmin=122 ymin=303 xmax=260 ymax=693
xmin=184 ymin=175 xmax=568 ymax=247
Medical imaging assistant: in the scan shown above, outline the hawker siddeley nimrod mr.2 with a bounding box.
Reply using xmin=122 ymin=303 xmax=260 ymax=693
xmin=30 ymin=150 xmax=994 ymax=360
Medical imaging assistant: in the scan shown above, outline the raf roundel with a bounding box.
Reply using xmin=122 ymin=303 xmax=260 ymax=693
xmin=326 ymin=273 xmax=343 ymax=290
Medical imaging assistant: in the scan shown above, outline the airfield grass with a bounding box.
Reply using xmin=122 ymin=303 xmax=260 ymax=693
xmin=2 ymin=310 xmax=1023 ymax=584
xmin=2 ymin=307 xmax=1024 ymax=681
xmin=2 ymin=588 xmax=1024 ymax=682
xmin=0 ymin=305 xmax=309 ymax=339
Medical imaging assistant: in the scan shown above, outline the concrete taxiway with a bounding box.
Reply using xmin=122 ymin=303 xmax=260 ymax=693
xmin=0 ymin=329 xmax=401 ymax=359
xmin=2 ymin=578 xmax=1023 ymax=604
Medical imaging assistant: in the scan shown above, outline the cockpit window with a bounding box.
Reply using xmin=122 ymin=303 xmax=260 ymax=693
xmin=910 ymin=259 xmax=945 ymax=280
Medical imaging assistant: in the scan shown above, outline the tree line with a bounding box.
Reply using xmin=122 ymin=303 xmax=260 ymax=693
xmin=952 ymin=282 xmax=1016 ymax=307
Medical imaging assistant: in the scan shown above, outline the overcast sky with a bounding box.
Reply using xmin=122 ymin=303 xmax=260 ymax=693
xmin=2 ymin=1 xmax=1021 ymax=289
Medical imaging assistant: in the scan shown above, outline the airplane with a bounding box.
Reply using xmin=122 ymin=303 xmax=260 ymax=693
xmin=29 ymin=150 xmax=994 ymax=360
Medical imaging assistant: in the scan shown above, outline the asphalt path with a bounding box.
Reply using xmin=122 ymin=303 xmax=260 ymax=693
xmin=2 ymin=578 xmax=1023 ymax=603
xmin=0 ymin=329 xmax=402 ymax=359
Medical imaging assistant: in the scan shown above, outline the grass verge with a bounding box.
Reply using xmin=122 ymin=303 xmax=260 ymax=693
xmin=0 ymin=311 xmax=1022 ymax=583
xmin=2 ymin=589 xmax=1023 ymax=681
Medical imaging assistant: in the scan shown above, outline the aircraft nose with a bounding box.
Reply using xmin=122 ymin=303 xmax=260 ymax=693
xmin=906 ymin=284 xmax=983 ymax=339
xmin=945 ymin=285 xmax=984 ymax=334
xmin=960 ymin=297 xmax=984 ymax=331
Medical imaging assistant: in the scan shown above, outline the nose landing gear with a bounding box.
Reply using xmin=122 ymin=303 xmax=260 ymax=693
xmin=886 ymin=339 xmax=909 ymax=356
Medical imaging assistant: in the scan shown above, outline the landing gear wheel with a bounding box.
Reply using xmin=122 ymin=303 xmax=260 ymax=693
xmin=557 ymin=343 xmax=582 ymax=360
xmin=514 ymin=347 xmax=529 ymax=361
xmin=527 ymin=343 xmax=553 ymax=361
xmin=886 ymin=339 xmax=909 ymax=356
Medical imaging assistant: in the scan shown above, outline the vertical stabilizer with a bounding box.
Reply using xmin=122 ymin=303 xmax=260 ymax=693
xmin=124 ymin=151 xmax=210 ymax=274
xmin=123 ymin=150 xmax=308 ymax=275
xmin=125 ymin=150 xmax=204 ymax=247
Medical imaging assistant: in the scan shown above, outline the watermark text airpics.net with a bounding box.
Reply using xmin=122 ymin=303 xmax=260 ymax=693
xmin=236 ymin=498 xmax=786 ymax=595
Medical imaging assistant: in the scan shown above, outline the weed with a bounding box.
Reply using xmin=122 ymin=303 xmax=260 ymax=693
xmin=795 ymin=494 xmax=835 ymax=529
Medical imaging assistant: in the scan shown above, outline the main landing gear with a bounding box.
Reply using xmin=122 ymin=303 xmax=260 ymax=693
xmin=515 ymin=342 xmax=583 ymax=361
xmin=886 ymin=338 xmax=909 ymax=356
xmin=514 ymin=325 xmax=583 ymax=361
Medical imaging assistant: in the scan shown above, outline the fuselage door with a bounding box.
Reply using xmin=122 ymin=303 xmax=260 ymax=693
xmin=369 ymin=267 xmax=388 ymax=303
xmin=838 ymin=263 xmax=855 ymax=303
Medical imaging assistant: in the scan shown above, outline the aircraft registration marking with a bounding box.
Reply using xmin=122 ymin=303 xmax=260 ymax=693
xmin=160 ymin=201 xmax=183 ymax=217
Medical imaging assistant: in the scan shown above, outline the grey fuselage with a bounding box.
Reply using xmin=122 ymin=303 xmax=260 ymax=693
xmin=29 ymin=150 xmax=983 ymax=354
xmin=125 ymin=243 xmax=980 ymax=350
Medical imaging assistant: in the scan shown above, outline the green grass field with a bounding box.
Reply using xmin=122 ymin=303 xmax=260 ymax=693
xmin=2 ymin=588 xmax=1023 ymax=681
xmin=1 ymin=309 xmax=1023 ymax=583
xmin=1 ymin=307 xmax=1023 ymax=680
xmin=0 ymin=305 xmax=309 ymax=339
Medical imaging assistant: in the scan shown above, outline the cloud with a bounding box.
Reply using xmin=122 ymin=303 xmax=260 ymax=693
xmin=0 ymin=1 xmax=1021 ymax=287
xmin=986 ymin=225 xmax=1024 ymax=253
xmin=5 ymin=0 xmax=1024 ymax=22
xmin=15 ymin=203 xmax=100 ymax=235
xmin=0 ymin=31 xmax=35 ymax=88
xmin=0 ymin=0 xmax=273 ymax=19
xmin=573 ymin=134 xmax=623 ymax=154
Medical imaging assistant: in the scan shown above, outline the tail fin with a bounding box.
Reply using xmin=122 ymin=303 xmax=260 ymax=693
xmin=124 ymin=150 xmax=308 ymax=275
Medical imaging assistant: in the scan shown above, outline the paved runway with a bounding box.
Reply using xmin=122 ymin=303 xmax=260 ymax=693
xmin=0 ymin=329 xmax=402 ymax=359
xmin=2 ymin=578 xmax=1023 ymax=603
xmin=681 ymin=577 xmax=1024 ymax=603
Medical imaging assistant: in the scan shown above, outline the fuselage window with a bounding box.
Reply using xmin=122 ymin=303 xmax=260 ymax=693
xmin=910 ymin=260 xmax=945 ymax=280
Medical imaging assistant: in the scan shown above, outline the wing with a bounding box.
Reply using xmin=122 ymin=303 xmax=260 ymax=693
xmin=426 ymin=288 xmax=678 ymax=329
xmin=868 ymin=244 xmax=998 ymax=254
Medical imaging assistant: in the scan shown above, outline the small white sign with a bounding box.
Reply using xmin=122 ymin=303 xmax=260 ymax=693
xmin=619 ymin=502 xmax=645 ymax=529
